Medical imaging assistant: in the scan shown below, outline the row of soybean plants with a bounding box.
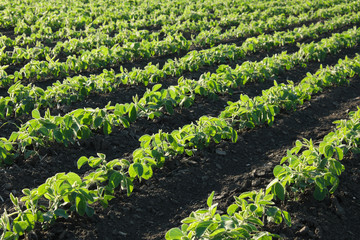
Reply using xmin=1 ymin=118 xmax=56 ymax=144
xmin=1 ymin=7 xmax=359 ymax=120
xmin=0 ymin=0 xmax=336 ymax=40
xmin=0 ymin=0 xmax=318 ymax=48
xmin=0 ymin=0 xmax=293 ymax=49
xmin=0 ymin=0 xmax=355 ymax=87
xmin=166 ymin=97 xmax=360 ymax=239
xmin=0 ymin=23 xmax=360 ymax=163
xmin=1 ymin=21 xmax=360 ymax=165
xmin=1 ymin=43 xmax=360 ymax=239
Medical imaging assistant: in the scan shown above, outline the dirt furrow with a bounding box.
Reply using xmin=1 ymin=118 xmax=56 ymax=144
xmin=28 ymin=68 xmax=360 ymax=240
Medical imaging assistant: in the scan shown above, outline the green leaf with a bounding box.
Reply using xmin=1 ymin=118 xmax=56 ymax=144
xmin=313 ymin=186 xmax=327 ymax=201
xmin=75 ymin=195 xmax=87 ymax=216
xmin=227 ymin=204 xmax=238 ymax=216
xmin=315 ymin=176 xmax=325 ymax=189
xmin=85 ymin=206 xmax=94 ymax=217
xmin=273 ymin=165 xmax=284 ymax=177
xmin=124 ymin=177 xmax=134 ymax=196
xmin=247 ymin=216 xmax=264 ymax=226
xmin=22 ymin=188 xmax=31 ymax=196
xmin=77 ymin=156 xmax=88 ymax=169
xmin=128 ymin=104 xmax=137 ymax=122
xmin=10 ymin=193 xmax=18 ymax=206
xmin=207 ymin=191 xmax=215 ymax=207
xmin=165 ymin=100 xmax=174 ymax=115
xmin=165 ymin=228 xmax=184 ymax=240
xmin=152 ymin=84 xmax=162 ymax=92
xmin=129 ymin=163 xmax=144 ymax=178
xmin=37 ymin=184 xmax=47 ymax=196
xmin=54 ymin=209 xmax=69 ymax=219
xmin=103 ymin=120 xmax=112 ymax=135
xmin=65 ymin=172 xmax=82 ymax=185
xmin=185 ymin=149 xmax=193 ymax=156
xmin=335 ymin=147 xmax=343 ymax=160
xmin=182 ymin=217 xmax=197 ymax=224
xmin=42 ymin=212 xmax=54 ymax=222
xmin=330 ymin=159 xmax=344 ymax=176
xmin=94 ymin=116 xmax=103 ymax=128
xmin=9 ymin=132 xmax=19 ymax=142
xmin=39 ymin=120 xmax=57 ymax=129
xmin=109 ymin=171 xmax=122 ymax=189
xmin=13 ymin=221 xmax=29 ymax=235
xmin=274 ymin=182 xmax=285 ymax=201
xmin=195 ymin=221 xmax=213 ymax=237
xmin=265 ymin=179 xmax=278 ymax=194
xmin=31 ymin=109 xmax=41 ymax=119
xmin=231 ymin=129 xmax=238 ymax=143
xmin=181 ymin=223 xmax=189 ymax=232
xmin=22 ymin=212 xmax=35 ymax=229
xmin=54 ymin=129 xmax=63 ymax=142
xmin=266 ymin=207 xmax=278 ymax=217
xmin=79 ymin=188 xmax=94 ymax=202
xmin=209 ymin=228 xmax=226 ymax=237
xmin=324 ymin=145 xmax=334 ymax=158
xmin=282 ymin=211 xmax=291 ymax=226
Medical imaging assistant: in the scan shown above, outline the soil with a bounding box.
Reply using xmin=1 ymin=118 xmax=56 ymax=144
xmin=0 ymin=15 xmax=360 ymax=240
xmin=18 ymin=70 xmax=360 ymax=240
xmin=0 ymin=17 xmax=357 ymax=98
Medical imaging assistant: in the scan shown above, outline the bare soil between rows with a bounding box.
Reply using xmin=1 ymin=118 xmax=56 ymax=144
xmin=1 ymin=23 xmax=360 ymax=240
xmin=24 ymin=67 xmax=360 ymax=240
xmin=0 ymin=59 xmax=358 ymax=240
xmin=1 ymin=43 xmax=359 ymax=194
xmin=0 ymin=19 xmax=358 ymax=100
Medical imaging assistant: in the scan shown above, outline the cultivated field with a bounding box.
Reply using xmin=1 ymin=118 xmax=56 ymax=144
xmin=0 ymin=0 xmax=360 ymax=239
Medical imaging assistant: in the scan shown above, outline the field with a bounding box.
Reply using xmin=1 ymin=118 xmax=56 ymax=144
xmin=0 ymin=0 xmax=360 ymax=239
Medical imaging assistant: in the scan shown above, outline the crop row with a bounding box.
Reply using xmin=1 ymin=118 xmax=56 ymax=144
xmin=166 ymin=106 xmax=360 ymax=239
xmin=0 ymin=0 xmax=343 ymax=46
xmin=0 ymin=0 xmax=357 ymax=87
xmin=1 ymin=48 xmax=359 ymax=239
xmin=0 ymin=0 xmax=315 ymax=49
xmin=1 ymin=9 xmax=359 ymax=121
xmin=0 ymin=0 xmax=356 ymax=65
xmin=1 ymin=0 xmax=282 ymax=30
xmin=1 ymin=24 xmax=360 ymax=165
xmin=1 ymin=25 xmax=359 ymax=166
xmin=0 ymin=3 xmax=310 ymax=61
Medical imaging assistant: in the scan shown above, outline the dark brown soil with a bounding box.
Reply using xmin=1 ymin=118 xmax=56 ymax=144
xmin=0 ymin=16 xmax=360 ymax=240
xmin=0 ymin=18 xmax=357 ymax=98
xmin=23 ymin=68 xmax=360 ymax=240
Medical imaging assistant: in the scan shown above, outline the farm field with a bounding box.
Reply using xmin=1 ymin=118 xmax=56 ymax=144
xmin=0 ymin=0 xmax=360 ymax=239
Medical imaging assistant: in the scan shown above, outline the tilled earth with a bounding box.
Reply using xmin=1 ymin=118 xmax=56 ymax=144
xmin=30 ymin=71 xmax=360 ymax=240
xmin=0 ymin=23 xmax=360 ymax=240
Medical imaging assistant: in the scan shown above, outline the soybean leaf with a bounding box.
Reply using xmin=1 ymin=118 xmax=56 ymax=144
xmin=227 ymin=204 xmax=238 ymax=216
xmin=31 ymin=109 xmax=41 ymax=119
xmin=13 ymin=221 xmax=29 ymax=235
xmin=129 ymin=163 xmax=144 ymax=178
xmin=77 ymin=156 xmax=88 ymax=169
xmin=273 ymin=165 xmax=284 ymax=178
xmin=324 ymin=145 xmax=334 ymax=158
xmin=274 ymin=182 xmax=285 ymax=201
xmin=207 ymin=191 xmax=215 ymax=207
xmin=335 ymin=147 xmax=344 ymax=160
xmin=165 ymin=100 xmax=174 ymax=115
xmin=313 ymin=186 xmax=327 ymax=201
xmin=165 ymin=228 xmax=184 ymax=240
xmin=282 ymin=211 xmax=291 ymax=226
xmin=128 ymin=105 xmax=137 ymax=122
xmin=195 ymin=221 xmax=213 ymax=237
xmin=85 ymin=207 xmax=95 ymax=217
xmin=75 ymin=195 xmax=86 ymax=216
xmin=54 ymin=209 xmax=68 ymax=219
